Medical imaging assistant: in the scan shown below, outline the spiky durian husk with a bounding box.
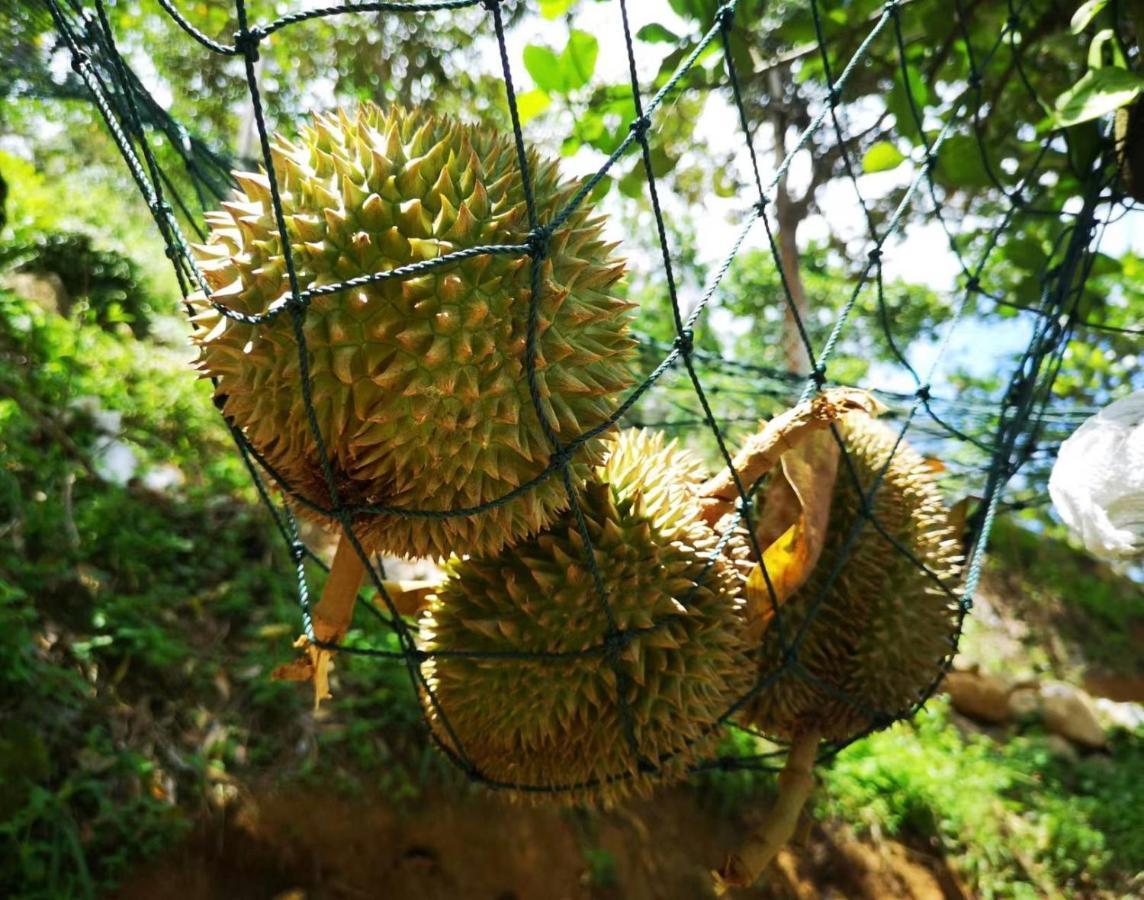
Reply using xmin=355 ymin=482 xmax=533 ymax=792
xmin=740 ymin=415 xmax=962 ymax=743
xmin=189 ymin=104 xmax=636 ymax=559
xmin=420 ymin=429 xmax=751 ymax=805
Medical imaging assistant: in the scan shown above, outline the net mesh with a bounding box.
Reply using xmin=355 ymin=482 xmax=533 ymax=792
xmin=38 ymin=0 xmax=1137 ymax=793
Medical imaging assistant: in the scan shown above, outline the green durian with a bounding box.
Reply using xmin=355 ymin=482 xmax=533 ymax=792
xmin=419 ymin=428 xmax=752 ymax=805
xmin=190 ymin=104 xmax=636 ymax=559
xmin=740 ymin=413 xmax=962 ymax=743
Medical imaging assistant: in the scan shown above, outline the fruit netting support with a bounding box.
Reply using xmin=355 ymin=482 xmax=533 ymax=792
xmin=39 ymin=0 xmax=1126 ymax=791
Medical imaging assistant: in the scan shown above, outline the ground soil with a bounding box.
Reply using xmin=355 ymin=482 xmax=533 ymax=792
xmin=115 ymin=786 xmax=967 ymax=900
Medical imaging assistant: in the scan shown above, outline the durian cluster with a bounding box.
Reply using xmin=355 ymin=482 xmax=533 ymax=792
xmin=192 ymin=103 xmax=962 ymax=809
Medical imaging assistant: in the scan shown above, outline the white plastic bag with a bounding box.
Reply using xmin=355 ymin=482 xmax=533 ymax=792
xmin=1048 ymin=389 xmax=1144 ymax=561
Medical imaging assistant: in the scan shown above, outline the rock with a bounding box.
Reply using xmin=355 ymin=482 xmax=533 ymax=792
xmin=1046 ymin=733 xmax=1080 ymax=763
xmin=1007 ymin=684 xmax=1042 ymax=720
xmin=1093 ymin=697 xmax=1144 ymax=732
xmin=2 ymin=271 xmax=69 ymax=314
xmin=942 ymin=670 xmax=1012 ymax=724
xmin=1041 ymin=682 xmax=1107 ymax=749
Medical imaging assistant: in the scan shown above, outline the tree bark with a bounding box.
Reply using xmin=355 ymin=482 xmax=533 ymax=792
xmin=767 ymin=68 xmax=813 ymax=376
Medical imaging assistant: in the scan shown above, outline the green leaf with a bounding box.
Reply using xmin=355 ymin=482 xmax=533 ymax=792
xmin=637 ymin=23 xmax=680 ymax=44
xmin=1054 ymin=68 xmax=1144 ymax=127
xmin=523 ymin=44 xmax=565 ymax=93
xmin=619 ymin=166 xmax=644 ymax=199
xmin=1071 ymin=0 xmax=1110 ymax=33
xmin=648 ymin=146 xmax=677 ymax=178
xmin=862 ymin=141 xmax=906 ymax=173
xmin=936 ymin=134 xmax=992 ymax=188
xmin=561 ymin=29 xmax=599 ymax=91
xmin=516 ymin=90 xmax=551 ymax=124
xmin=887 ymin=64 xmax=930 ymax=139
xmin=589 ymin=174 xmax=614 ymax=203
xmin=539 ymin=0 xmax=577 ymax=18
xmin=1088 ymin=28 xmax=1127 ymax=69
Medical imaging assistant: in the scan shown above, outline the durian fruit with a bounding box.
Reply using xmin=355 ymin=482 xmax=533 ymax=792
xmin=739 ymin=412 xmax=963 ymax=743
xmin=716 ymin=410 xmax=962 ymax=892
xmin=419 ymin=428 xmax=752 ymax=805
xmin=190 ymin=104 xmax=636 ymax=560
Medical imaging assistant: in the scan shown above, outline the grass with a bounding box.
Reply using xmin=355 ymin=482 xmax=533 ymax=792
xmin=982 ymin=517 xmax=1144 ymax=677
xmin=821 ymin=700 xmax=1144 ymax=899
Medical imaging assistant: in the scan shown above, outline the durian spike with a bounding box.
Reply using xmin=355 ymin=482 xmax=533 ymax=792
xmin=699 ymin=387 xmax=884 ymax=525
xmin=714 ymin=729 xmax=821 ymax=893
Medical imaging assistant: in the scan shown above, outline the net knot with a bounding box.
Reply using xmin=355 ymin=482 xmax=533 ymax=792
xmin=968 ymin=71 xmax=983 ymax=90
xmin=915 ymin=383 xmax=932 ymax=402
xmin=69 ymin=48 xmax=90 ymax=73
xmin=715 ymin=4 xmax=735 ymax=28
xmin=883 ymin=0 xmax=900 ymax=14
xmin=602 ymin=629 xmax=631 ymax=661
xmin=233 ymin=27 xmax=264 ymax=60
xmin=811 ymin=364 xmax=828 ymax=388
xmin=867 ymin=247 xmax=883 ymax=263
xmin=1007 ymin=13 xmax=1022 ymax=31
xmin=289 ymin=540 xmax=306 ymax=563
xmin=965 ymin=275 xmax=981 ymax=293
xmin=527 ymin=224 xmax=552 ymax=259
xmin=673 ymin=328 xmax=694 ymax=356
xmin=826 ymin=86 xmax=842 ymax=107
xmin=1008 ymin=189 xmax=1025 ymax=208
xmin=628 ymin=115 xmax=652 ymax=139
xmin=480 ymin=0 xmax=501 ymax=10
xmin=549 ymin=445 xmax=574 ymax=470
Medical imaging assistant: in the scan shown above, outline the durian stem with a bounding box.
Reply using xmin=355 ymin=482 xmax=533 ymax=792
xmin=700 ymin=387 xmax=882 ymax=524
xmin=716 ymin=730 xmax=820 ymax=891
xmin=311 ymin=533 xmax=368 ymax=645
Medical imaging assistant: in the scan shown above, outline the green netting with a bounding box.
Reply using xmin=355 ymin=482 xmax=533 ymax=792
xmin=36 ymin=0 xmax=1135 ymax=794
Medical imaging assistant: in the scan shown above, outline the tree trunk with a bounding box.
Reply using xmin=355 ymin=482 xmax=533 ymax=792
xmin=767 ymin=69 xmax=812 ymax=376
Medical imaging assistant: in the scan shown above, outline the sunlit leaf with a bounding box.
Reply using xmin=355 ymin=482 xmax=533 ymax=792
xmin=539 ymin=0 xmax=577 ymax=19
xmin=1071 ymin=0 xmax=1110 ymax=33
xmin=562 ymin=29 xmax=599 ymax=91
xmin=637 ymin=23 xmax=680 ymax=44
xmin=516 ymin=89 xmax=551 ymax=124
xmin=1054 ymin=68 xmax=1144 ymax=127
xmin=523 ymin=44 xmax=565 ymax=93
xmin=862 ymin=141 xmax=906 ymax=173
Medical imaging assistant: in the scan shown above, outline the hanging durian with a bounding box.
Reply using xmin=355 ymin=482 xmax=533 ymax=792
xmin=419 ymin=428 xmax=752 ymax=805
xmin=738 ymin=411 xmax=962 ymax=743
xmin=190 ymin=103 xmax=636 ymax=561
xmin=713 ymin=405 xmax=962 ymax=891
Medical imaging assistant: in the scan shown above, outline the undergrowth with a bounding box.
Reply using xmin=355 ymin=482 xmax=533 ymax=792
xmin=821 ymin=700 xmax=1144 ymax=899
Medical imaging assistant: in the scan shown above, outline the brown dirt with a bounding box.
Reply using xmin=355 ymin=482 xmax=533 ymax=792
xmin=114 ymin=787 xmax=965 ymax=900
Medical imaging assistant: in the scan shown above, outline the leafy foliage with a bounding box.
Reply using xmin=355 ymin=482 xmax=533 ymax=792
xmin=0 ymin=287 xmax=432 ymax=897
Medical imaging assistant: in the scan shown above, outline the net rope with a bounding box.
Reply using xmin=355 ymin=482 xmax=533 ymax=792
xmin=39 ymin=0 xmax=1134 ymax=790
